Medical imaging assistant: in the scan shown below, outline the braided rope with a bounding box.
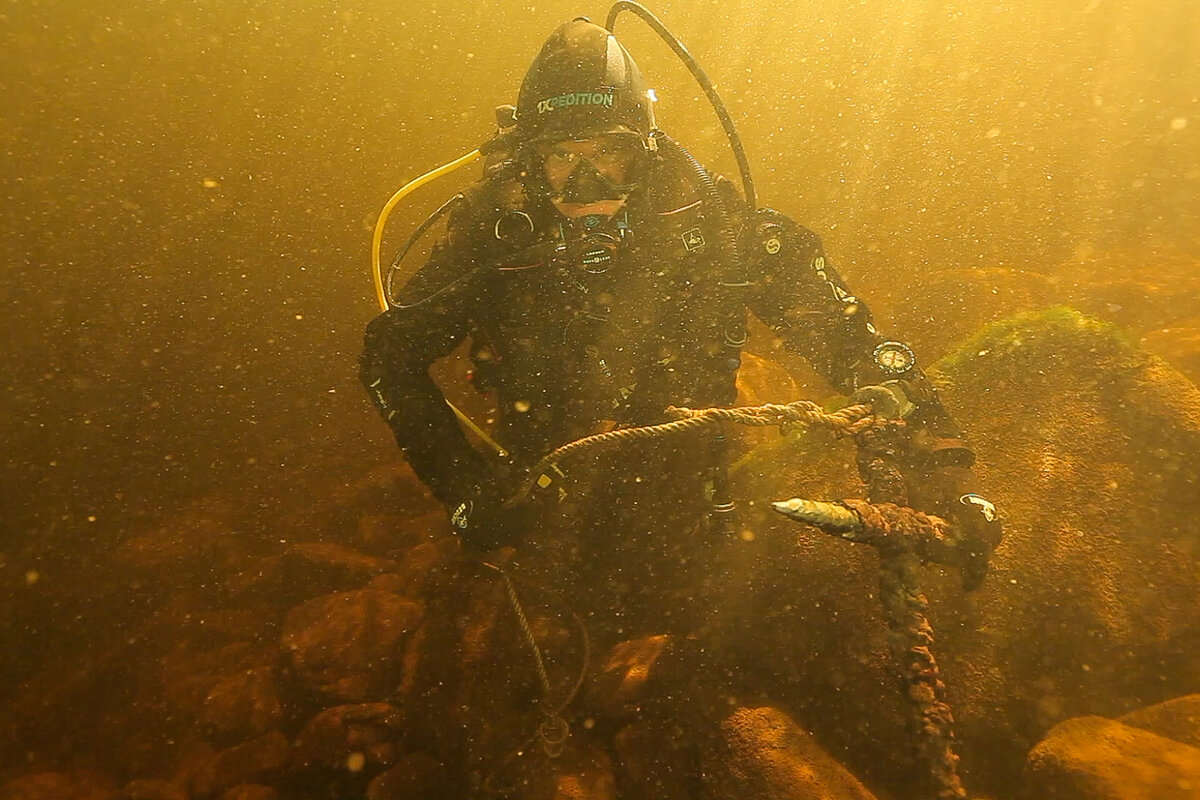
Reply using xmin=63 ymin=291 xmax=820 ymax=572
xmin=516 ymin=400 xmax=877 ymax=500
xmin=486 ymin=564 xmax=590 ymax=760
xmin=496 ymin=568 xmax=552 ymax=701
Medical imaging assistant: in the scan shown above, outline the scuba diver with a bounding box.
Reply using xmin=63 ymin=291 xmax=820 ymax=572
xmin=361 ymin=14 xmax=997 ymax=572
xmin=360 ymin=9 xmax=1002 ymax=795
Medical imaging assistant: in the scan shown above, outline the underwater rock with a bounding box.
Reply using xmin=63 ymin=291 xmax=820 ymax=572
xmin=292 ymin=703 xmax=404 ymax=772
xmin=364 ymin=751 xmax=448 ymax=800
xmin=189 ymin=731 xmax=288 ymax=798
xmin=1140 ymin=321 xmax=1200 ymax=386
xmin=281 ymin=589 xmax=423 ymax=702
xmin=880 ymin=266 xmax=1057 ymax=364
xmin=159 ymin=641 xmax=278 ymax=747
xmin=611 ymin=722 xmax=694 ymax=800
xmin=218 ymin=786 xmax=277 ymax=800
xmin=482 ymin=741 xmax=616 ymax=800
xmin=1057 ymin=250 xmax=1200 ymax=337
xmin=1025 ymin=715 xmax=1200 ymax=799
xmin=201 ymin=666 xmax=282 ymax=744
xmin=120 ymin=779 xmax=187 ymax=800
xmin=931 ymin=309 xmax=1200 ymax=785
xmin=731 ymin=307 xmax=1200 ymax=794
xmin=701 ymin=706 xmax=878 ymax=800
xmin=875 ymin=250 xmax=1200 ymax=370
xmin=539 ymin=742 xmax=617 ymax=800
xmin=278 ymin=541 xmax=398 ymax=596
xmin=1118 ymin=694 xmax=1200 ymax=751
xmin=588 ymin=635 xmax=675 ymax=720
xmin=0 ymin=771 xmax=119 ymax=800
xmin=375 ymin=535 xmax=458 ymax=598
xmin=356 ymin=510 xmax=449 ymax=556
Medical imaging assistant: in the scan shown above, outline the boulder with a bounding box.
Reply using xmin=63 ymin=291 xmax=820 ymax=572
xmin=880 ymin=266 xmax=1057 ymax=363
xmin=0 ymin=771 xmax=118 ymax=800
xmin=365 ymin=752 xmax=448 ymax=800
xmin=930 ymin=309 xmax=1200 ymax=785
xmin=588 ymin=635 xmax=675 ymax=720
xmin=202 ymin=666 xmax=282 ymax=743
xmin=542 ymin=743 xmax=616 ymax=800
xmin=1140 ymin=320 xmax=1200 ymax=386
xmin=292 ymin=703 xmax=404 ymax=772
xmin=120 ymin=780 xmax=187 ymax=800
xmin=370 ymin=536 xmax=457 ymax=598
xmin=160 ymin=641 xmax=278 ymax=733
xmin=477 ymin=741 xmax=616 ymax=800
xmin=1119 ymin=695 xmax=1200 ymax=751
xmin=277 ymin=542 xmax=397 ymax=597
xmin=219 ymin=786 xmax=277 ymax=800
xmin=728 ymin=308 xmax=1200 ymax=794
xmin=702 ymin=707 xmax=878 ymax=800
xmin=189 ymin=732 xmax=289 ymax=798
xmin=1026 ymin=715 xmax=1200 ymax=799
xmin=282 ymin=589 xmax=423 ymax=701
xmin=612 ymin=723 xmax=694 ymax=800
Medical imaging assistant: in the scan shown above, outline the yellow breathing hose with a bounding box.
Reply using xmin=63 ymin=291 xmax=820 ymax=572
xmin=370 ymin=147 xmax=508 ymax=459
xmin=371 ymin=148 xmax=482 ymax=313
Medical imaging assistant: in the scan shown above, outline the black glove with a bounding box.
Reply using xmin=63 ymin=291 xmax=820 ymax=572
xmin=445 ymin=481 xmax=536 ymax=552
xmin=953 ymin=492 xmax=1003 ymax=591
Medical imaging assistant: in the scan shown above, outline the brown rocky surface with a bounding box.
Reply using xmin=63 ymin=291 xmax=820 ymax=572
xmin=120 ymin=779 xmax=188 ymax=800
xmin=872 ymin=247 xmax=1200 ymax=374
xmin=4 ymin=252 xmax=1200 ymax=800
xmin=728 ymin=308 xmax=1200 ymax=794
xmin=292 ymin=703 xmax=404 ymax=772
xmin=1026 ymin=715 xmax=1200 ymax=800
xmin=277 ymin=542 xmax=397 ymax=595
xmin=931 ymin=310 xmax=1200 ymax=784
xmin=539 ymin=744 xmax=617 ymax=800
xmin=281 ymin=589 xmax=424 ymax=702
xmin=219 ymin=786 xmax=278 ymax=800
xmin=612 ymin=722 xmax=694 ymax=800
xmin=189 ymin=731 xmax=289 ymax=798
xmin=201 ymin=666 xmax=282 ymax=743
xmin=1140 ymin=317 xmax=1200 ymax=385
xmin=1118 ymin=694 xmax=1200 ymax=751
xmin=363 ymin=751 xmax=449 ymax=800
xmin=702 ymin=706 xmax=879 ymax=800
xmin=588 ymin=635 xmax=676 ymax=720
xmin=0 ymin=771 xmax=118 ymax=800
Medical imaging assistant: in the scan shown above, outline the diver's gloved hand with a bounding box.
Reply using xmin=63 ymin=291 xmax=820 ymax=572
xmin=899 ymin=445 xmax=1002 ymax=592
xmin=445 ymin=482 xmax=536 ymax=552
xmin=952 ymin=492 xmax=1003 ymax=591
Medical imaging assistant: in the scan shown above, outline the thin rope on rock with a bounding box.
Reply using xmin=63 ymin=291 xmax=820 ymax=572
xmin=484 ymin=563 xmax=590 ymax=761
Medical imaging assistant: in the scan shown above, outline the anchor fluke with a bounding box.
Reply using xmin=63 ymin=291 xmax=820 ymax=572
xmin=771 ymin=498 xmax=863 ymax=536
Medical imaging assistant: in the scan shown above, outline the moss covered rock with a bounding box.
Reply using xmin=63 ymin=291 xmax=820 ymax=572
xmin=724 ymin=307 xmax=1200 ymax=796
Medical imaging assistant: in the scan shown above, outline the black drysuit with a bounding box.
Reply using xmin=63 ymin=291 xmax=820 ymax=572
xmin=360 ymin=149 xmax=970 ymax=539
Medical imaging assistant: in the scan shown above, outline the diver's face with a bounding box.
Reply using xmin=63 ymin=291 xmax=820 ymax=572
xmin=539 ymin=134 xmax=642 ymax=218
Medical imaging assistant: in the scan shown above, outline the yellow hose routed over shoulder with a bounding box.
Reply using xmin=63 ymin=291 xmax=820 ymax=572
xmin=369 ymin=147 xmax=508 ymax=458
xmin=371 ymin=148 xmax=482 ymax=312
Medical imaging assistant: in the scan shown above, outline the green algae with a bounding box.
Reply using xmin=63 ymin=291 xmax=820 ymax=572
xmin=932 ymin=306 xmax=1143 ymax=378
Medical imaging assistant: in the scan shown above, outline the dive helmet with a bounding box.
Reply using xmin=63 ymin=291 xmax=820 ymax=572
xmin=515 ymin=18 xmax=657 ymax=145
